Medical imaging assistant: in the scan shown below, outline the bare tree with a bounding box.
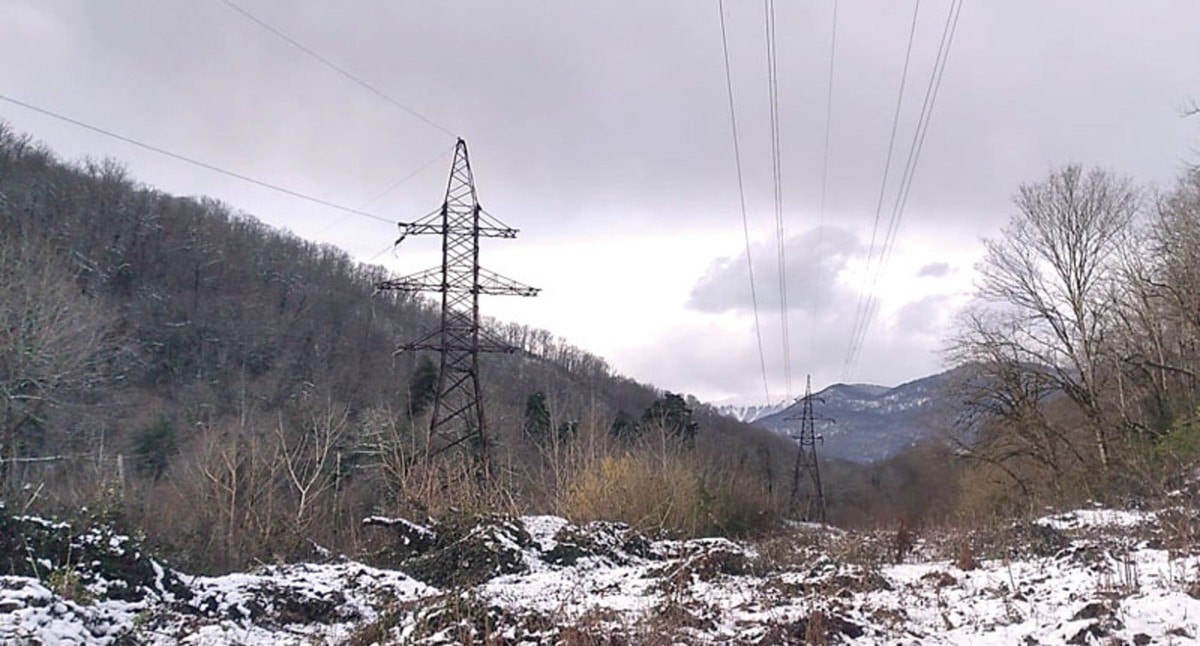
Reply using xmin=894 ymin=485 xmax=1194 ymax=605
xmin=1113 ymin=167 xmax=1200 ymax=439
xmin=952 ymin=165 xmax=1140 ymax=478
xmin=1150 ymin=168 xmax=1200 ymax=337
xmin=189 ymin=422 xmax=284 ymax=569
xmin=276 ymin=399 xmax=348 ymax=529
xmin=949 ymin=312 xmax=1090 ymax=498
xmin=0 ymin=236 xmax=115 ymax=489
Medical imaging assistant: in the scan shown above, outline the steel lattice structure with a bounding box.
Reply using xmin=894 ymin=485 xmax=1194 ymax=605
xmin=786 ymin=375 xmax=830 ymax=523
xmin=377 ymin=139 xmax=538 ymax=471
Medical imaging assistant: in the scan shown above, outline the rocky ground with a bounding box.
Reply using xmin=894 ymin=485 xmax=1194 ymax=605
xmin=3 ymin=503 xmax=1200 ymax=644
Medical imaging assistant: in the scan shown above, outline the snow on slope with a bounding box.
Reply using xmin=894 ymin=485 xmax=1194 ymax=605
xmin=3 ymin=508 xmax=1200 ymax=644
xmin=1 ymin=560 xmax=433 ymax=645
xmin=752 ymin=370 xmax=967 ymax=463
xmin=716 ymin=401 xmax=791 ymax=424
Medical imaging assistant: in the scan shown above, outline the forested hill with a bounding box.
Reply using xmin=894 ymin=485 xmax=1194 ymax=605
xmin=0 ymin=123 xmax=690 ymax=433
xmin=1 ymin=124 xmax=784 ymax=571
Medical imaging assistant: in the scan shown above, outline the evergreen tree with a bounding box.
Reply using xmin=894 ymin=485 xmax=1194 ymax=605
xmin=610 ymin=410 xmax=637 ymax=442
xmin=523 ymin=391 xmax=551 ymax=443
xmin=407 ymin=356 xmax=440 ymax=419
xmin=556 ymin=419 xmax=578 ymax=443
xmin=641 ymin=392 xmax=698 ymax=444
xmin=131 ymin=416 xmax=176 ymax=480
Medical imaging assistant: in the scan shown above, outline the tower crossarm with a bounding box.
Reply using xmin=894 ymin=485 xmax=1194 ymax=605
xmin=477 ymin=268 xmax=540 ymax=296
xmin=399 ymin=221 xmax=518 ymax=239
xmin=377 ymin=266 xmax=539 ymax=297
xmin=396 ymin=327 xmax=523 ymax=355
xmin=477 ymin=208 xmax=519 ymax=237
xmin=377 ymin=266 xmax=443 ymax=292
xmin=396 ymin=207 xmax=518 ymax=241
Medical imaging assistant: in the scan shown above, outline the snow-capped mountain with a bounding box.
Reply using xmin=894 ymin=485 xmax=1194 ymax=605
xmin=714 ymin=401 xmax=791 ymax=424
xmin=747 ymin=368 xmax=968 ymax=464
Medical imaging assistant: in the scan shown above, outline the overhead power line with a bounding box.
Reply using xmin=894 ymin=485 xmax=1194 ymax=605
xmin=0 ymin=93 xmax=393 ymax=224
xmin=844 ymin=0 xmax=964 ymax=376
xmin=718 ymin=0 xmax=772 ymax=405
xmin=764 ymin=0 xmax=793 ymax=400
xmin=884 ymin=0 xmax=963 ymax=259
xmin=811 ymin=0 xmax=839 ymax=365
xmin=843 ymin=0 xmax=922 ymax=378
xmin=217 ymin=0 xmax=457 ymax=139
xmin=356 ymin=147 xmax=454 ymax=210
xmin=851 ymin=0 xmax=964 ymax=372
xmin=312 ymin=145 xmax=455 ymax=238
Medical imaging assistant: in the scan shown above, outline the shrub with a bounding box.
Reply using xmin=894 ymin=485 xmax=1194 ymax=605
xmin=563 ymin=447 xmax=777 ymax=539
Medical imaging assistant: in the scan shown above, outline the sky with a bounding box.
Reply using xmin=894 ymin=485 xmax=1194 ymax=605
xmin=2 ymin=1 xmax=1199 ymax=405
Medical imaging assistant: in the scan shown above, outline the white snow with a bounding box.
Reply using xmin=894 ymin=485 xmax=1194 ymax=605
xmin=4 ymin=508 xmax=1200 ymax=643
xmin=1036 ymin=507 xmax=1155 ymax=531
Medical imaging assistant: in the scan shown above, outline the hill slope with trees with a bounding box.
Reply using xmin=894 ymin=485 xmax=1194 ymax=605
xmin=0 ymin=123 xmax=796 ymax=571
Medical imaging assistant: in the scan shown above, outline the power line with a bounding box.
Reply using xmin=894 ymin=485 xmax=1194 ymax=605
xmin=811 ymin=0 xmax=839 ymax=365
xmin=764 ymin=0 xmax=793 ymax=400
xmin=216 ymin=0 xmax=457 ymax=139
xmin=0 ymin=93 xmax=393 ymax=224
xmin=357 ymin=147 xmax=454 ymax=209
xmin=887 ymin=0 xmax=963 ymax=252
xmin=850 ymin=0 xmax=964 ymax=374
xmin=312 ymin=145 xmax=454 ymax=237
xmin=843 ymin=0 xmax=921 ymax=378
xmin=844 ymin=0 xmax=920 ymax=373
xmin=365 ymin=241 xmax=400 ymax=264
xmin=718 ymin=0 xmax=772 ymax=405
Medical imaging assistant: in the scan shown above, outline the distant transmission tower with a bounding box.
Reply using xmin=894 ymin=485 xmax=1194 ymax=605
xmin=786 ymin=375 xmax=830 ymax=522
xmin=377 ymin=138 xmax=538 ymax=473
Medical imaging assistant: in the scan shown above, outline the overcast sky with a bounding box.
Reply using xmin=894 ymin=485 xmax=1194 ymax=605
xmin=3 ymin=1 xmax=1199 ymax=405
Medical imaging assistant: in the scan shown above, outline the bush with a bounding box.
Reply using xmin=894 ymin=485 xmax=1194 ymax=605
xmin=563 ymin=447 xmax=776 ymax=539
xmin=1152 ymin=404 xmax=1200 ymax=467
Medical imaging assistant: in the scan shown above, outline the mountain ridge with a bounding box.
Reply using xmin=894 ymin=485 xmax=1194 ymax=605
xmin=722 ymin=368 xmax=968 ymax=463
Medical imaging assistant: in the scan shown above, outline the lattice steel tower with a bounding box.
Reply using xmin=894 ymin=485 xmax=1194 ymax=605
xmin=786 ymin=375 xmax=829 ymax=522
xmin=377 ymin=139 xmax=538 ymax=471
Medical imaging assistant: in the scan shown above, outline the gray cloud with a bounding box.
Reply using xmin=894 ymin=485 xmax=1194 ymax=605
xmin=5 ymin=1 xmax=1198 ymax=239
xmin=917 ymin=262 xmax=951 ymax=278
xmin=628 ymin=289 xmax=958 ymax=405
xmin=894 ymin=295 xmax=952 ymax=335
xmin=689 ymin=227 xmax=862 ymax=315
xmin=3 ymin=0 xmax=1198 ymax=402
xmin=667 ymin=227 xmax=963 ymax=402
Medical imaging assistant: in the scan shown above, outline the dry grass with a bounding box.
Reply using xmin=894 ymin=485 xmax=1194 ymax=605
xmin=891 ymin=519 xmax=916 ymax=564
xmin=954 ymin=537 xmax=978 ymax=571
xmin=564 ymin=453 xmax=701 ymax=536
xmin=562 ymin=444 xmax=777 ymax=539
xmin=805 ymin=609 xmax=830 ymax=645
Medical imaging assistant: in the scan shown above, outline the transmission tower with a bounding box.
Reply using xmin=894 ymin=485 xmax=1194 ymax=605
xmin=786 ymin=375 xmax=831 ymax=523
xmin=377 ymin=138 xmax=538 ymax=473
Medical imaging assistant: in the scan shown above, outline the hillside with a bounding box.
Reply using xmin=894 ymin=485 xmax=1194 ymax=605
xmin=0 ymin=124 xmax=786 ymax=572
xmin=0 ymin=122 xmax=668 ymax=426
xmin=750 ymin=369 xmax=969 ymax=464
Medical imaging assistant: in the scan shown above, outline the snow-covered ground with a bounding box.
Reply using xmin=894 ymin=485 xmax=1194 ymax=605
xmin=3 ymin=506 xmax=1200 ymax=644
